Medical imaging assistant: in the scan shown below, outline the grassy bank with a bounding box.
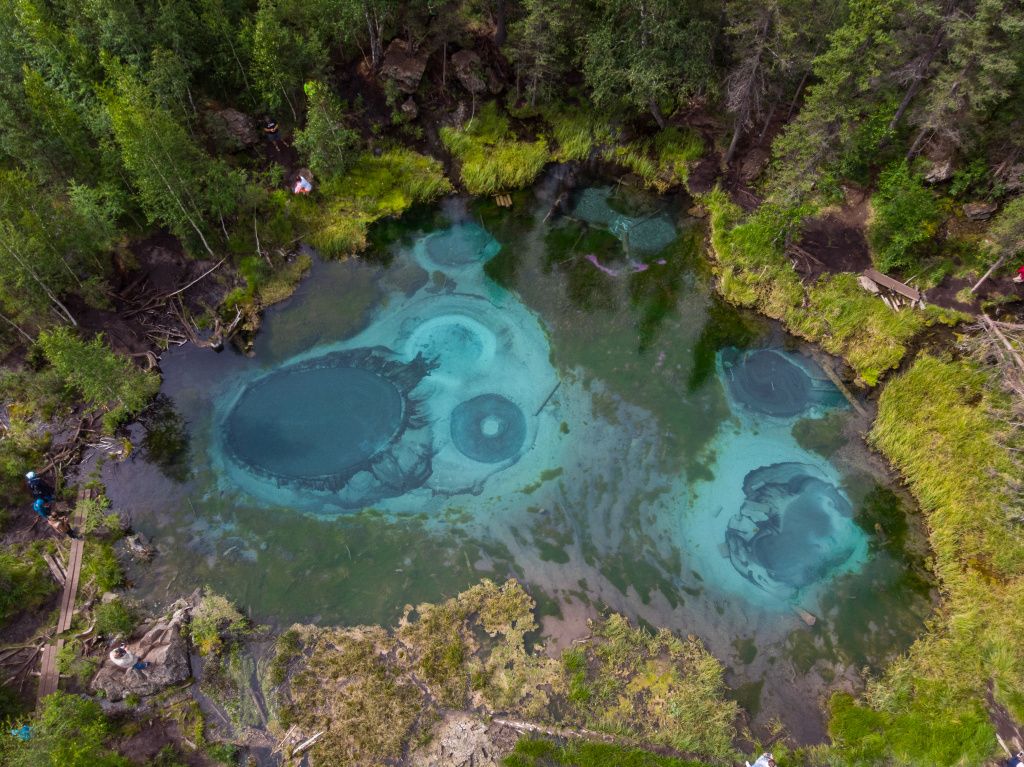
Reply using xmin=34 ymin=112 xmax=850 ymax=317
xmin=825 ymin=355 xmax=1024 ymax=765
xmin=704 ymin=189 xmax=964 ymax=385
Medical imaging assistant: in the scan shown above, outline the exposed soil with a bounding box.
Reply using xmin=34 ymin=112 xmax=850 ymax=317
xmin=111 ymin=711 xmax=215 ymax=766
xmin=793 ymin=191 xmax=873 ymax=280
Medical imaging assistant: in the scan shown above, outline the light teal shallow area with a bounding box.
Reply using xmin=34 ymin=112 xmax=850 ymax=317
xmin=104 ymin=172 xmax=933 ymax=739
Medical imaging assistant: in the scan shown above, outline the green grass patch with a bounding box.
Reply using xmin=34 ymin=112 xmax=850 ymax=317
xmin=705 ymin=188 xmax=964 ymax=385
xmin=79 ymin=541 xmax=124 ymax=596
xmin=540 ymin=104 xmax=615 ymax=162
xmin=562 ymin=614 xmax=738 ymax=757
xmin=442 ymin=103 xmax=550 ymax=195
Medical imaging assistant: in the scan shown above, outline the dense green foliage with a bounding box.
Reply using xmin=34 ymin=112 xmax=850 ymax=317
xmin=0 ymin=543 xmax=56 ymax=623
xmin=37 ymin=327 xmax=160 ymax=431
xmin=442 ymin=103 xmax=550 ymax=195
xmin=704 ymin=188 xmax=960 ymax=384
xmin=0 ymin=691 xmax=128 ymax=767
xmin=867 ymin=162 xmax=941 ymax=273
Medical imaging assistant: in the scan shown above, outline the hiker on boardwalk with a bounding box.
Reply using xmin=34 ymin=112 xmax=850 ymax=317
xmin=33 ymin=497 xmax=77 ymax=539
xmin=25 ymin=470 xmax=53 ymax=501
xmin=109 ymin=645 xmax=148 ymax=672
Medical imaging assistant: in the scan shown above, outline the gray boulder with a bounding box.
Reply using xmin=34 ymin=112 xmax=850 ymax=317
xmin=381 ymin=39 xmax=427 ymax=93
xmin=964 ymin=201 xmax=998 ymax=221
xmin=451 ymin=50 xmax=487 ymax=94
xmin=91 ymin=605 xmax=192 ymax=701
xmin=206 ymin=108 xmax=258 ymax=149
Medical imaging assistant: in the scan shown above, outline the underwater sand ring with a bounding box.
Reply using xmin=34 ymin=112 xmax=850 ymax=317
xmin=450 ymin=394 xmax=527 ymax=463
xmin=723 ymin=349 xmax=816 ymax=418
xmin=404 ymin=313 xmax=497 ymax=375
xmin=725 ymin=463 xmax=858 ymax=598
xmin=223 ymin=348 xmax=435 ymax=494
xmin=573 ymin=188 xmax=678 ymax=255
xmin=422 ymin=222 xmax=501 ymax=269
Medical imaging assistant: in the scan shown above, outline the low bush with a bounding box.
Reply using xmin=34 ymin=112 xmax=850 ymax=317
xmin=93 ymin=598 xmax=137 ymax=637
xmin=0 ymin=690 xmax=128 ymax=767
xmin=305 ymin=149 xmax=452 ymax=257
xmin=80 ymin=541 xmax=124 ymax=595
xmin=602 ymin=127 xmax=703 ymax=191
xmin=705 ymin=188 xmax=962 ymax=384
xmin=867 ymin=161 xmax=941 ymax=273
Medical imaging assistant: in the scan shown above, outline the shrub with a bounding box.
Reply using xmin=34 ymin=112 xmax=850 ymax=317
xmin=441 ymin=102 xmax=550 ymax=195
xmin=602 ymin=127 xmax=703 ymax=191
xmin=705 ymin=187 xmax=962 ymax=384
xmin=0 ymin=544 xmax=55 ymax=623
xmin=36 ymin=327 xmax=160 ymax=432
xmin=867 ymin=161 xmax=941 ymax=273
xmin=93 ymin=599 xmax=137 ymax=637
xmin=305 ymin=149 xmax=452 ymax=257
xmin=293 ymin=81 xmax=359 ymax=179
xmin=80 ymin=541 xmax=124 ymax=595
xmin=823 ymin=355 xmax=1024 ymax=765
xmin=77 ymin=494 xmax=121 ymax=536
xmin=190 ymin=589 xmax=248 ymax=656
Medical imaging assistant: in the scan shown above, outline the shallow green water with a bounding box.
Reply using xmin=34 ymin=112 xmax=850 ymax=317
xmin=105 ymin=176 xmax=932 ymax=738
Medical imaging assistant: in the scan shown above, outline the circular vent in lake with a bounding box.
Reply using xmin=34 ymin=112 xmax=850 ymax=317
xmin=223 ymin=348 xmax=434 ymax=499
xmin=422 ymin=223 xmax=500 ymax=268
xmin=724 ymin=349 xmax=814 ymax=417
xmin=726 ymin=462 xmax=860 ymax=597
xmin=450 ymin=394 xmax=526 ymax=463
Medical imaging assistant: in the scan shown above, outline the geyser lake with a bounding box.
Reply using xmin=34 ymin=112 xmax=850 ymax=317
xmin=105 ymin=176 xmax=933 ymax=737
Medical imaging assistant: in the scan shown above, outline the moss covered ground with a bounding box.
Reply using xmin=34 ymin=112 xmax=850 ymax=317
xmin=278 ymin=579 xmax=738 ymax=766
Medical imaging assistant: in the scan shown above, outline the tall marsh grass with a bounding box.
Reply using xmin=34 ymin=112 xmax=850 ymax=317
xmin=441 ymin=103 xmax=550 ymax=195
xmin=823 ymin=355 xmax=1024 ymax=765
xmin=305 ymin=149 xmax=452 ymax=257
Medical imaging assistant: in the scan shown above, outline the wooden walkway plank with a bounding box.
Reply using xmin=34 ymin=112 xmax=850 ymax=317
xmin=37 ymin=487 xmax=88 ymax=707
xmin=862 ymin=268 xmax=923 ymax=302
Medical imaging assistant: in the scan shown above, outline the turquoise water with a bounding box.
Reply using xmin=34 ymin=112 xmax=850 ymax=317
xmin=104 ymin=178 xmax=932 ymax=738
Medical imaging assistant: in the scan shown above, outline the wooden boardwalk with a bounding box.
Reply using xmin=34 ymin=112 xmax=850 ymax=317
xmin=862 ymin=268 xmax=924 ymax=303
xmin=36 ymin=488 xmax=87 ymax=705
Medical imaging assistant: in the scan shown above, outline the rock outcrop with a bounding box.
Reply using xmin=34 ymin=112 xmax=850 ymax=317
xmin=380 ymin=39 xmax=428 ymax=93
xmin=450 ymin=50 xmax=487 ymax=94
xmin=964 ymin=201 xmax=998 ymax=221
xmin=91 ymin=602 xmax=192 ymax=701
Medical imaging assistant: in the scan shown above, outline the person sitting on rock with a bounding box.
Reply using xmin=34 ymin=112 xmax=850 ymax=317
xmin=109 ymin=645 xmax=148 ymax=672
xmin=293 ymin=174 xmax=313 ymax=195
xmin=746 ymin=753 xmax=776 ymax=767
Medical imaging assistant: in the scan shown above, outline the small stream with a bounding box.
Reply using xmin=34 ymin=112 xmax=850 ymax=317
xmin=104 ymin=168 xmax=933 ymax=740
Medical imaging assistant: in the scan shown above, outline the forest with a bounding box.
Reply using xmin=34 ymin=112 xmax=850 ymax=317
xmin=0 ymin=0 xmax=1023 ymax=765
